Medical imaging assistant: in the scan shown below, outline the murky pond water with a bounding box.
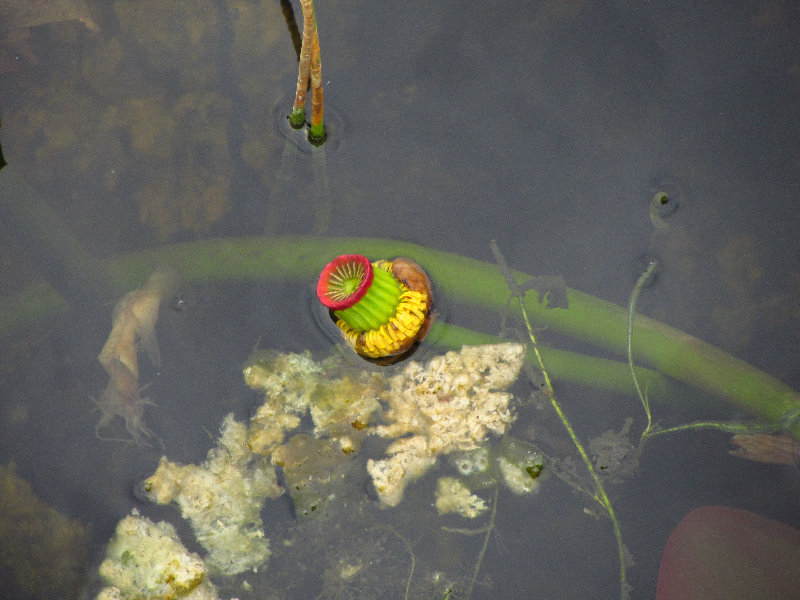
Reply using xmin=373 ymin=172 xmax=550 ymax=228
xmin=1 ymin=1 xmax=798 ymax=599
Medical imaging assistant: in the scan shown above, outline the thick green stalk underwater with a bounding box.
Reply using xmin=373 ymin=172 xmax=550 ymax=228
xmin=110 ymin=236 xmax=800 ymax=434
xmin=0 ymin=168 xmax=800 ymax=439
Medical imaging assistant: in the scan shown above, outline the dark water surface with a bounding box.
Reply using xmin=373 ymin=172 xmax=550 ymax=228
xmin=1 ymin=1 xmax=798 ymax=599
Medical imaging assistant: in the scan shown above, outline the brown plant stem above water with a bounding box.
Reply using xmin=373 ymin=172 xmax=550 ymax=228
xmin=289 ymin=0 xmax=325 ymax=144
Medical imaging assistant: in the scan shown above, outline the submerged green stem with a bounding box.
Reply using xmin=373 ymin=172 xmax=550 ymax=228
xmin=381 ymin=526 xmax=415 ymax=600
xmin=99 ymin=237 xmax=797 ymax=432
xmin=513 ymin=267 xmax=629 ymax=600
xmin=627 ymin=258 xmax=658 ymax=441
xmin=431 ymin=321 xmax=671 ymax=400
xmin=645 ymin=420 xmax=774 ymax=438
xmin=466 ymin=486 xmax=499 ymax=600
xmin=0 ymin=226 xmax=797 ymax=436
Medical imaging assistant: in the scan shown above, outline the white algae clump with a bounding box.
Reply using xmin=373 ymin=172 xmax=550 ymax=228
xmin=244 ymin=350 xmax=384 ymax=518
xmin=244 ymin=350 xmax=321 ymax=454
xmin=243 ymin=350 xmax=321 ymax=410
xmin=96 ymin=509 xmax=218 ymax=600
xmin=308 ymin=373 xmax=383 ymax=440
xmin=143 ymin=414 xmax=282 ymax=575
xmin=498 ymin=456 xmax=541 ymax=495
xmin=497 ymin=437 xmax=546 ymax=495
xmin=95 ymin=343 xmax=532 ymax=597
xmin=368 ymin=343 xmax=525 ymax=506
xmin=245 ymin=350 xmax=383 ymax=456
xmin=435 ymin=477 xmax=488 ymax=518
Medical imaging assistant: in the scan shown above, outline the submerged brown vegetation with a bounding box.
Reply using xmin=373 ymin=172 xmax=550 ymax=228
xmin=94 ymin=267 xmax=179 ymax=446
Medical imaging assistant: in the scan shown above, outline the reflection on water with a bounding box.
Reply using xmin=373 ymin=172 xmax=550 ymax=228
xmin=0 ymin=1 xmax=799 ymax=599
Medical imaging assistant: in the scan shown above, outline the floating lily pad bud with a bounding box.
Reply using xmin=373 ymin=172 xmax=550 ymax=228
xmin=317 ymin=254 xmax=433 ymax=361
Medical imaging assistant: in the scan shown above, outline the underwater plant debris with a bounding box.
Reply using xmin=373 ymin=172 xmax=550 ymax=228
xmin=94 ymin=267 xmax=179 ymax=446
xmin=0 ymin=461 xmax=89 ymax=600
xmin=729 ymin=433 xmax=800 ymax=465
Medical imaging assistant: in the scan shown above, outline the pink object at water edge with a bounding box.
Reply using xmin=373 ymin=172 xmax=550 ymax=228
xmin=656 ymin=505 xmax=800 ymax=600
